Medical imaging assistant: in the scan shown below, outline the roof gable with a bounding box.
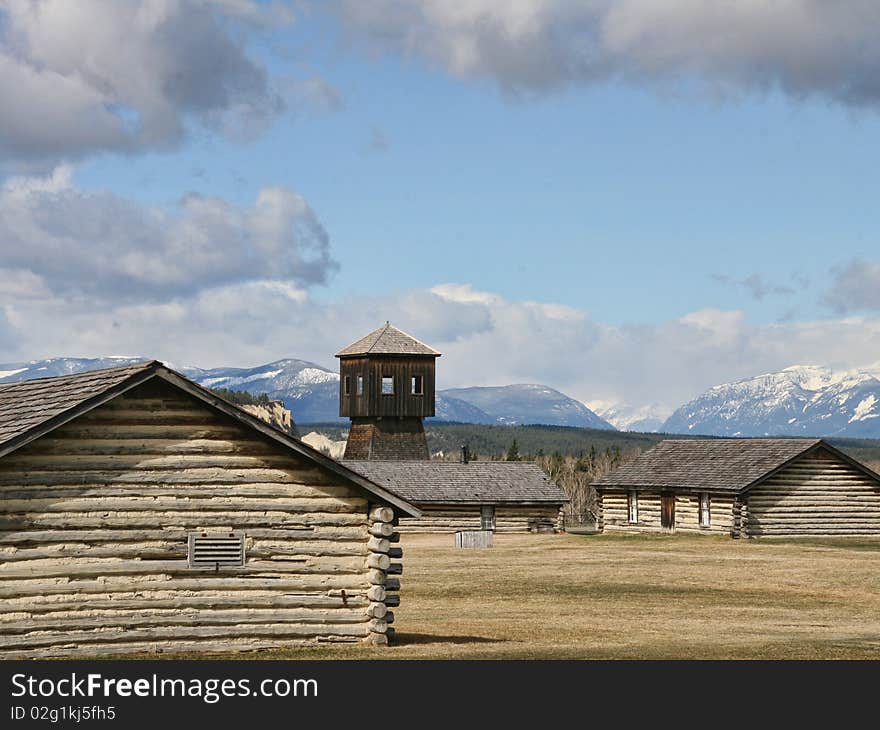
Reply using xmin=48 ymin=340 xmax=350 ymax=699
xmin=593 ymin=438 xmax=834 ymax=493
xmin=0 ymin=361 xmax=420 ymax=517
xmin=335 ymin=323 xmax=440 ymax=357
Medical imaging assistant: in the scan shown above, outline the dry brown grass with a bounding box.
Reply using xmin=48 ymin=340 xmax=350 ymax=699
xmin=152 ymin=532 xmax=880 ymax=660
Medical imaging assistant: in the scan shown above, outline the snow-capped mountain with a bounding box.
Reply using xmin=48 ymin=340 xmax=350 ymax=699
xmin=441 ymin=384 xmax=616 ymax=429
xmin=0 ymin=357 xmax=615 ymax=429
xmin=588 ymin=401 xmax=669 ymax=433
xmin=662 ymin=365 xmax=880 ymax=438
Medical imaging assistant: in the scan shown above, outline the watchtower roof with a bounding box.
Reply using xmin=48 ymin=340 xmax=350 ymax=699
xmin=335 ymin=323 xmax=441 ymax=358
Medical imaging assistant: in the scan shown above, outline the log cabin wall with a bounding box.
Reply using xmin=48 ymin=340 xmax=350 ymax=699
xmin=600 ymin=491 xmax=662 ymax=533
xmin=673 ymin=494 xmax=735 ymax=536
xmin=743 ymin=448 xmax=880 ymax=537
xmin=0 ymin=379 xmax=402 ymax=658
xmin=398 ymin=505 xmax=562 ymax=533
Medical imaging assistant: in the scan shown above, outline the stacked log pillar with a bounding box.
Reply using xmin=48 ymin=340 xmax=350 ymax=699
xmin=364 ymin=505 xmax=402 ymax=646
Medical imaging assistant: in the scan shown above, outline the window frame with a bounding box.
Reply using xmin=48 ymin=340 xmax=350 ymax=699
xmin=356 ymin=374 xmax=364 ymax=396
xmin=411 ymin=374 xmax=424 ymax=396
xmin=481 ymin=505 xmax=496 ymax=531
xmin=343 ymin=375 xmax=351 ymax=396
xmin=699 ymin=492 xmax=711 ymax=528
xmin=381 ymin=375 xmax=395 ymax=395
xmin=627 ymin=490 xmax=639 ymax=524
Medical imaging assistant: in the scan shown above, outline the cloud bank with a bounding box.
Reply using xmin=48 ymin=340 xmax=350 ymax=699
xmin=0 ymin=0 xmax=288 ymax=165
xmin=333 ymin=1 xmax=880 ymax=107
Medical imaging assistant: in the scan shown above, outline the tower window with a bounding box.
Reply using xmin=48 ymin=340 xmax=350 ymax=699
xmin=411 ymin=374 xmax=424 ymax=395
xmin=356 ymin=375 xmax=364 ymax=395
xmin=382 ymin=376 xmax=394 ymax=395
xmin=343 ymin=375 xmax=351 ymax=396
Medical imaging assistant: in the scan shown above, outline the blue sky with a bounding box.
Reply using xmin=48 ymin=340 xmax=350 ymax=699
xmin=2 ymin=1 xmax=880 ymax=417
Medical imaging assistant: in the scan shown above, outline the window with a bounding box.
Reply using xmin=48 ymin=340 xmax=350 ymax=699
xmin=411 ymin=374 xmax=424 ymax=395
xmin=343 ymin=375 xmax=351 ymax=396
xmin=699 ymin=492 xmax=711 ymax=527
xmin=481 ymin=505 xmax=496 ymax=531
xmin=356 ymin=374 xmax=364 ymax=395
xmin=381 ymin=375 xmax=394 ymax=395
xmin=627 ymin=491 xmax=638 ymax=523
xmin=188 ymin=532 xmax=244 ymax=568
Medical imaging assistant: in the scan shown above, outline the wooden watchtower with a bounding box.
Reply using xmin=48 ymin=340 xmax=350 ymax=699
xmin=336 ymin=322 xmax=440 ymax=460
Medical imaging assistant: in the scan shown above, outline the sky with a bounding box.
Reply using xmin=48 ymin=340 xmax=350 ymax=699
xmin=1 ymin=0 xmax=880 ymax=420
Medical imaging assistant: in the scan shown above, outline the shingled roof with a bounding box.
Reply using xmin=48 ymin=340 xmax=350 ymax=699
xmin=0 ymin=361 xmax=420 ymax=516
xmin=591 ymin=438 xmax=863 ymax=493
xmin=0 ymin=361 xmax=160 ymax=450
xmin=342 ymin=460 xmax=568 ymax=504
xmin=336 ymin=323 xmax=441 ymax=358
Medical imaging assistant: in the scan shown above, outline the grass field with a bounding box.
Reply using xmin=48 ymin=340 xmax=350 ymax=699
xmin=164 ymin=532 xmax=880 ymax=660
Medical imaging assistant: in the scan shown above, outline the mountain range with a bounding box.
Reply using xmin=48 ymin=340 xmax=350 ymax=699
xmin=3 ymin=357 xmax=880 ymax=438
xmin=0 ymin=357 xmax=614 ymax=429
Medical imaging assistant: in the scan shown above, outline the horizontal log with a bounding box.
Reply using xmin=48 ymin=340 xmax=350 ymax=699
xmin=0 ymin=526 xmax=371 ymax=545
xmin=0 ymin=511 xmax=367 ymax=530
xmin=366 ymin=602 xmax=387 ymax=619
xmin=0 ymin=575 xmax=369 ymax=600
xmin=0 ymin=484 xmax=361 ymax=500
xmin=369 ymin=506 xmax=395 ymax=523
xmin=3 ymin=593 xmax=368 ymax=614
xmin=369 ymin=523 xmax=394 ymax=538
xmin=0 ymin=468 xmax=336 ymax=487
xmin=366 ymin=537 xmax=389 ymax=553
xmin=0 ymin=609 xmax=372 ymax=635
xmin=367 ymin=569 xmax=386 ymax=585
xmin=0 ymin=556 xmax=369 ymax=580
xmin=0 ymin=496 xmax=367 ymax=514
xmin=366 ymin=585 xmax=386 ymax=602
xmin=22 ymin=438 xmax=280 ymax=457
xmin=0 ymin=622 xmax=372 ymax=650
xmin=0 ymin=454 xmax=299 ymax=470
xmin=366 ymin=553 xmax=390 ymax=571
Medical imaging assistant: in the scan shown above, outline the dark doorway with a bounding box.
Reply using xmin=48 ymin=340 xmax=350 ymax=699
xmin=661 ymin=494 xmax=676 ymax=532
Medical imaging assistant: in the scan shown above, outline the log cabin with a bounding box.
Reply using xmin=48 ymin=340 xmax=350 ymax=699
xmin=343 ymin=459 xmax=567 ymax=533
xmin=336 ymin=324 xmax=568 ymax=532
xmin=593 ymin=438 xmax=880 ymax=538
xmin=0 ymin=361 xmax=419 ymax=658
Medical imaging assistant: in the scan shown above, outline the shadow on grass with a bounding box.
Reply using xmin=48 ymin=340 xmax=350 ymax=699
xmin=394 ymin=632 xmax=503 ymax=646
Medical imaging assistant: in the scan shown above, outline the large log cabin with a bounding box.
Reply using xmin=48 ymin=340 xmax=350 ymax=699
xmin=0 ymin=361 xmax=419 ymax=658
xmin=593 ymin=438 xmax=880 ymax=538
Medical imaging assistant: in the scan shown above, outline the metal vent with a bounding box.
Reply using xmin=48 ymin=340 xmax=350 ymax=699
xmin=188 ymin=532 xmax=245 ymax=568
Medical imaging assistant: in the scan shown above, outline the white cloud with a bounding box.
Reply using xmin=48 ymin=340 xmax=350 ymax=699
xmin=0 ymin=0 xmax=289 ymax=165
xmin=332 ymin=1 xmax=880 ymax=107
xmin=7 ymin=275 xmax=880 ymax=416
xmin=0 ymin=168 xmax=337 ymax=301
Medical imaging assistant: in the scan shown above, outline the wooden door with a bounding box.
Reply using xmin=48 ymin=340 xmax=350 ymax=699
xmin=661 ymin=494 xmax=676 ymax=532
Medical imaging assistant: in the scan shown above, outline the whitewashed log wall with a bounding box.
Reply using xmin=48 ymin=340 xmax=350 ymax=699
xmin=742 ymin=450 xmax=880 ymax=537
xmin=398 ymin=505 xmax=561 ymax=533
xmin=0 ymin=380 xmax=403 ymax=658
xmin=599 ymin=492 xmax=734 ymax=535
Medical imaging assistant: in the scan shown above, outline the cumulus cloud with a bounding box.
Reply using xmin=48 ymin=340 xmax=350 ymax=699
xmin=0 ymin=166 xmax=337 ymax=302
xmin=331 ymin=1 xmax=880 ymax=106
xmin=0 ymin=0 xmax=288 ymax=165
xmin=822 ymin=259 xmax=880 ymax=314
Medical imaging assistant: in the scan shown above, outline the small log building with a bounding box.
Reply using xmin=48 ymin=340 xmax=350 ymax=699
xmin=343 ymin=460 xmax=567 ymax=533
xmin=593 ymin=438 xmax=880 ymax=538
xmin=0 ymin=362 xmax=419 ymax=658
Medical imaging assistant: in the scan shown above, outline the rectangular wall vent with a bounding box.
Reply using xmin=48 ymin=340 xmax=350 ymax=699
xmin=188 ymin=532 xmax=245 ymax=568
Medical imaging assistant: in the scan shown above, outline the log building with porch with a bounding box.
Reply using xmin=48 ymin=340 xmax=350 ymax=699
xmin=0 ymin=362 xmax=418 ymax=658
xmin=593 ymin=438 xmax=880 ymax=538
